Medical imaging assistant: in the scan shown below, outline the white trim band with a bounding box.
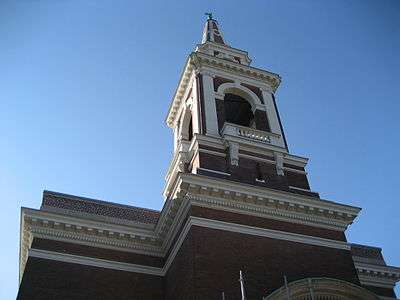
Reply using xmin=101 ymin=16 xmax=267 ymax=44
xmin=189 ymin=216 xmax=350 ymax=250
xmin=29 ymin=248 xmax=164 ymax=276
xmin=26 ymin=215 xmax=351 ymax=279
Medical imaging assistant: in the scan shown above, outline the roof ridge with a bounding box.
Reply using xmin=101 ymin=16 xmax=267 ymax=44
xmin=42 ymin=190 xmax=160 ymax=213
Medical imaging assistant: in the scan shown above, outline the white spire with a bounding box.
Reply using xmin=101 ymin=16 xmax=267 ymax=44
xmin=201 ymin=13 xmax=227 ymax=45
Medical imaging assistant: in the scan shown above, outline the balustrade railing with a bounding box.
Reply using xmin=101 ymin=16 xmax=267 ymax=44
xmin=222 ymin=122 xmax=280 ymax=146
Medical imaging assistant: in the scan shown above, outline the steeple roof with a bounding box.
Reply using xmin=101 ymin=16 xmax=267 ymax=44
xmin=201 ymin=14 xmax=226 ymax=45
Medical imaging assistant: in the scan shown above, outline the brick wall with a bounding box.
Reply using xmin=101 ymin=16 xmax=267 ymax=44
xmin=362 ymin=285 xmax=397 ymax=298
xmin=31 ymin=238 xmax=164 ymax=267
xmin=190 ymin=206 xmax=346 ymax=241
xmin=18 ymin=257 xmax=164 ymax=300
xmin=164 ymin=225 xmax=360 ymax=299
xmin=196 ymin=151 xmax=317 ymax=197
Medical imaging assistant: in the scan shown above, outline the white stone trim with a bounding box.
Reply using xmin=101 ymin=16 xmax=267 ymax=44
xmin=216 ymin=82 xmax=264 ymax=112
xmin=188 ymin=216 xmax=350 ymax=250
xmin=160 ymin=197 xmax=191 ymax=252
xmin=198 ymin=148 xmax=226 ymax=157
xmin=178 ymin=173 xmax=361 ymax=219
xmin=222 ymin=134 xmax=287 ymax=153
xmin=26 ymin=215 xmax=351 ymax=279
xmin=197 ymin=167 xmax=230 ymax=176
xmin=162 ymin=212 xmax=193 ymax=273
xmin=194 ymin=52 xmax=280 ymax=89
xmin=187 ymin=196 xmax=344 ymax=232
xmin=23 ymin=208 xmax=157 ymax=239
xmin=261 ymin=87 xmax=284 ymax=141
xmin=29 ymin=248 xmax=164 ymax=276
xmin=201 ymin=72 xmax=220 ymax=136
xmin=355 ymin=262 xmax=400 ymax=277
xmin=284 ymin=167 xmax=307 ymax=175
xmin=358 ymin=274 xmax=397 ymax=289
xmin=196 ymin=41 xmax=251 ymax=64
xmin=239 ymin=152 xmax=275 ymax=165
xmin=355 ymin=261 xmax=400 ymax=289
xmin=167 ymin=57 xmax=194 ymax=127
xmin=167 ymin=52 xmax=281 ymax=127
xmin=289 ymin=186 xmax=313 ymax=192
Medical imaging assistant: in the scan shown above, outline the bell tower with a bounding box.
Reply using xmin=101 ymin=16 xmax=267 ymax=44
xmin=165 ymin=15 xmax=314 ymax=199
xmin=17 ymin=15 xmax=399 ymax=300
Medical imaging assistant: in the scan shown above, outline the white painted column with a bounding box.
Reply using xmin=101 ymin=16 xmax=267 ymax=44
xmin=261 ymin=87 xmax=285 ymax=148
xmin=201 ymin=72 xmax=220 ymax=137
xmin=191 ymin=75 xmax=201 ymax=135
xmin=173 ymin=126 xmax=179 ymax=152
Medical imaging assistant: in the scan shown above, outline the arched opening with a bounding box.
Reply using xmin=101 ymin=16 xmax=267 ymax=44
xmin=264 ymin=277 xmax=380 ymax=300
xmin=188 ymin=116 xmax=193 ymax=141
xmin=224 ymin=93 xmax=254 ymax=127
xmin=179 ymin=107 xmax=193 ymax=142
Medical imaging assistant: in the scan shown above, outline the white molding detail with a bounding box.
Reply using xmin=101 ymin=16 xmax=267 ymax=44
xmin=187 ymin=196 xmax=345 ymax=232
xmin=177 ymin=173 xmax=360 ymax=221
xmin=27 ymin=215 xmax=352 ymax=279
xmin=216 ymin=82 xmax=264 ymax=112
xmin=289 ymin=186 xmax=313 ymax=192
xmin=197 ymin=167 xmax=230 ymax=176
xmin=355 ymin=261 xmax=400 ymax=289
xmin=189 ymin=216 xmax=351 ymax=250
xmin=29 ymin=249 xmax=164 ymax=276
xmin=166 ymin=51 xmax=281 ymax=127
xmin=198 ymin=148 xmax=226 ymax=157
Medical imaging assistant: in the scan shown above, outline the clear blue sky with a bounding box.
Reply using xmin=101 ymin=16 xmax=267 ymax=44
xmin=1 ymin=0 xmax=399 ymax=298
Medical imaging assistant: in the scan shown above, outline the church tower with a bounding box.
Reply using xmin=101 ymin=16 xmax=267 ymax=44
xmin=17 ymin=16 xmax=399 ymax=299
xmin=166 ymin=15 xmax=313 ymax=203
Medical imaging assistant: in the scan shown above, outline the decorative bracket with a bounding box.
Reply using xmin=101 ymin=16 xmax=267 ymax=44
xmin=274 ymin=152 xmax=284 ymax=176
xmin=228 ymin=142 xmax=239 ymax=166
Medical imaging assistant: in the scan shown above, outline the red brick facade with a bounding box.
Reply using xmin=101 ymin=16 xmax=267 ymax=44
xmin=18 ymin=258 xmax=164 ymax=300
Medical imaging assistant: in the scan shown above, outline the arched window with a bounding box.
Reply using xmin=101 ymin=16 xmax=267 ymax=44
xmin=264 ymin=277 xmax=380 ymax=300
xmin=188 ymin=116 xmax=193 ymax=141
xmin=224 ymin=93 xmax=254 ymax=127
xmin=179 ymin=107 xmax=193 ymax=142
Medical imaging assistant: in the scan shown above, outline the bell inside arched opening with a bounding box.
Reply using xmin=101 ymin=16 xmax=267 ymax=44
xmin=224 ymin=93 xmax=254 ymax=127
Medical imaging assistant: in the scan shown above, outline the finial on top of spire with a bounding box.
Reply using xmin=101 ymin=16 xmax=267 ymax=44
xmin=201 ymin=13 xmax=227 ymax=45
xmin=205 ymin=12 xmax=213 ymax=20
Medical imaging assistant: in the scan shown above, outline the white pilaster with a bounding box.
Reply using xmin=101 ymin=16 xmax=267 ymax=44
xmin=261 ymin=87 xmax=285 ymax=148
xmin=173 ymin=127 xmax=179 ymax=152
xmin=201 ymin=72 xmax=220 ymax=137
xmin=191 ymin=75 xmax=201 ymax=135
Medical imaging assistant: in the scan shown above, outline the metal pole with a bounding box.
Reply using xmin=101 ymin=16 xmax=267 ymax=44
xmin=308 ymin=278 xmax=315 ymax=300
xmin=239 ymin=270 xmax=246 ymax=300
xmin=222 ymin=291 xmax=225 ymax=300
xmin=284 ymin=275 xmax=291 ymax=300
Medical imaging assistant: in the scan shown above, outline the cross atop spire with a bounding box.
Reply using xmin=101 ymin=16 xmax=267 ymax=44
xmin=201 ymin=14 xmax=227 ymax=45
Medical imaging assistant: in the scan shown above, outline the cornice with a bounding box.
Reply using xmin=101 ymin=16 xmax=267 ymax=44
xmin=26 ymin=215 xmax=352 ymax=282
xmin=19 ymin=207 xmax=164 ymax=281
xmin=195 ymin=41 xmax=251 ymax=64
xmin=166 ymin=56 xmax=195 ymax=128
xmin=172 ymin=173 xmax=361 ymax=224
xmin=166 ymin=51 xmax=282 ymax=128
xmin=187 ymin=194 xmax=347 ymax=231
xmin=192 ymin=52 xmax=281 ymax=90
xmin=355 ymin=261 xmax=400 ymax=288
